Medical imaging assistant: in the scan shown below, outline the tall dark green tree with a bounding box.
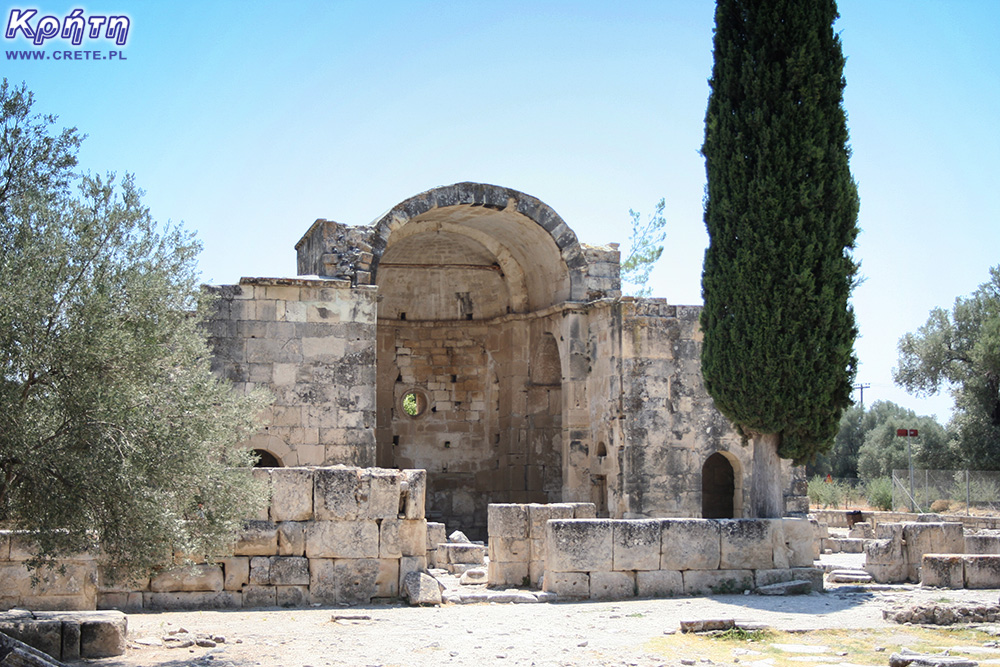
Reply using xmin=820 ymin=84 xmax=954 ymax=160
xmin=700 ymin=0 xmax=860 ymax=517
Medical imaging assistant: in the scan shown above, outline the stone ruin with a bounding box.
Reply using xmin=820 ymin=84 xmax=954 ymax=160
xmin=1 ymin=183 xmax=824 ymax=631
xmin=204 ymin=182 xmax=807 ymax=536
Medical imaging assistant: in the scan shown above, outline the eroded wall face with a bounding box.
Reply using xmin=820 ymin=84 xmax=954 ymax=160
xmin=204 ymin=278 xmax=377 ymax=467
xmin=375 ymin=318 xmax=563 ymax=540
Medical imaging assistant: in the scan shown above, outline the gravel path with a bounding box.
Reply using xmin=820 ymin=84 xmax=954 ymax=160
xmin=86 ymin=585 xmax=1000 ymax=667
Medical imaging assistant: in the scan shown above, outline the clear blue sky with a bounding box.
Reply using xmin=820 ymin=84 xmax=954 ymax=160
xmin=5 ymin=1 xmax=999 ymax=424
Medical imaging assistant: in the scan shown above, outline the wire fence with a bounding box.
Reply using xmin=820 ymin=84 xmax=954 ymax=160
xmin=891 ymin=469 xmax=1000 ymax=514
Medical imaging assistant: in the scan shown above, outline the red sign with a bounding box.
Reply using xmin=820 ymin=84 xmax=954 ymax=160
xmin=896 ymin=428 xmax=908 ymax=437
xmin=909 ymin=429 xmax=919 ymax=437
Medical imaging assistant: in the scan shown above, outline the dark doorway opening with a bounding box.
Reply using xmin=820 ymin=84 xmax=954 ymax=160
xmin=702 ymin=452 xmax=735 ymax=518
xmin=253 ymin=449 xmax=281 ymax=467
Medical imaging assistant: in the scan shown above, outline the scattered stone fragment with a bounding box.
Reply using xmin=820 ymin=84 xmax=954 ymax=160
xmin=403 ymin=571 xmax=443 ymax=606
xmin=332 ymin=614 xmax=372 ymax=623
xmin=889 ymin=653 xmax=978 ymax=667
xmin=449 ymin=531 xmax=471 ymax=543
xmin=756 ymin=580 xmax=812 ymax=596
xmin=827 ymin=569 xmax=873 ymax=584
xmin=459 ymin=568 xmax=488 ymax=585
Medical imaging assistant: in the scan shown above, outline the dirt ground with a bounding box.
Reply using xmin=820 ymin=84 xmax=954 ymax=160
xmin=83 ymin=585 xmax=1000 ymax=667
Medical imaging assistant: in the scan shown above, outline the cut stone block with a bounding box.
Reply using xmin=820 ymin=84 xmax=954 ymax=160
xmin=442 ymin=543 xmax=486 ymax=565
xmin=401 ymin=469 xmax=426 ymax=520
xmin=636 ymin=570 xmax=683 ymax=598
xmin=963 ymin=554 xmax=1000 ymax=589
xmin=276 ymin=585 xmax=309 ymax=607
xmin=660 ymin=519 xmax=721 ymax=571
xmin=367 ymin=469 xmax=402 ymax=519
xmin=682 ymin=569 xmax=754 ymax=596
xmin=489 ymin=536 xmax=530 ymax=563
xmin=546 ymin=519 xmax=613 ymax=572
xmin=379 ymin=519 xmax=402 ymax=559
xmin=234 ymin=520 xmax=278 ymax=556
xmin=305 ymin=520 xmax=379 ymax=559
xmin=242 ymin=585 xmax=277 ymax=608
xmin=719 ymin=520 xmax=775 ymax=570
xmin=80 ymin=613 xmax=128 ymax=659
xmin=149 ymin=564 xmax=224 ymax=593
xmin=220 ymin=557 xmax=249 ymax=591
xmin=250 ymin=468 xmax=271 ymax=521
xmin=779 ymin=518 xmax=816 ymax=568
xmin=613 ymin=520 xmax=661 ymax=571
xmin=965 ymin=534 xmax=1000 ymax=554
xmin=398 ymin=519 xmax=427 ymax=557
xmin=487 ymin=561 xmax=529 ymax=588
xmin=921 ymin=555 xmax=964 ymax=588
xmin=756 ymin=567 xmax=823 ymax=592
xmin=269 ymin=557 xmax=310 ymax=586
xmin=398 ymin=555 xmax=427 ymax=591
xmin=143 ymin=591 xmax=242 ymax=610
xmin=488 ymin=504 xmax=529 ymax=539
xmin=572 ymin=503 xmax=597 ymax=519
xmin=313 ymin=467 xmax=367 ymax=520
xmin=527 ymin=503 xmax=575 ymax=538
xmin=270 ymin=468 xmax=314 ymax=521
xmin=277 ymin=521 xmax=306 ymax=556
xmin=249 ymin=557 xmax=270 ymax=585
xmin=375 ymin=559 xmax=399 ymax=598
xmin=542 ymin=571 xmax=589 ymax=598
xmin=590 ymin=571 xmax=635 ymax=600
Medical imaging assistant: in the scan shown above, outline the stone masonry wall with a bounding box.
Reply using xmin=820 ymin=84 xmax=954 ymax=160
xmin=486 ymin=502 xmax=597 ymax=589
xmin=542 ymin=517 xmax=817 ymax=600
xmin=1 ymin=467 xmax=427 ymax=612
xmin=204 ymin=277 xmax=378 ymax=467
xmin=864 ymin=521 xmax=965 ymax=583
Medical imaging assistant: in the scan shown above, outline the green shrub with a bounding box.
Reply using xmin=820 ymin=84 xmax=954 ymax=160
xmin=865 ymin=477 xmax=893 ymax=511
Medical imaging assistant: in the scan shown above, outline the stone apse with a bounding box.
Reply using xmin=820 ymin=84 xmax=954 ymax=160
xmin=206 ymin=183 xmax=806 ymax=540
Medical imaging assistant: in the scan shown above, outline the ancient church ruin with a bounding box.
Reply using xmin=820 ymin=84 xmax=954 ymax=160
xmin=205 ymin=182 xmax=807 ymax=539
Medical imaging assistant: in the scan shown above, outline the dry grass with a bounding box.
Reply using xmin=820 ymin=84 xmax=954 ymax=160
xmin=646 ymin=626 xmax=998 ymax=667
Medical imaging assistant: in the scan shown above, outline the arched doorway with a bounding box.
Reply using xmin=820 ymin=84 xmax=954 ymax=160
xmin=253 ymin=449 xmax=281 ymax=467
xmin=702 ymin=452 xmax=739 ymax=518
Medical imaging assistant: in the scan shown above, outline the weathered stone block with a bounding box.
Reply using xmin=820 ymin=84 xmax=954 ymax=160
xmin=682 ymin=569 xmax=754 ymax=596
xmin=250 ymin=468 xmax=271 ymax=521
xmin=719 ymin=520 xmax=774 ymax=570
xmin=401 ymin=469 xmax=426 ymax=520
xmin=269 ymin=557 xmax=310 ymax=586
xmin=487 ymin=561 xmax=529 ymax=588
xmin=488 ymin=504 xmax=529 ymax=538
xmin=542 ymin=571 xmax=589 ymax=598
xmin=660 ymin=519 xmax=720 ymax=570
xmin=249 ymin=557 xmax=270 ymax=585
xmin=270 ymin=468 xmax=314 ymax=521
xmin=402 ymin=571 xmax=441 ymax=606
xmin=527 ymin=503 xmax=575 ymax=538
xmin=902 ymin=523 xmax=965 ymax=566
xmin=308 ymin=558 xmax=337 ymax=604
xmin=80 ymin=616 xmax=127 ymax=659
xmin=368 ymin=469 xmax=402 ymax=519
xmin=234 ymin=520 xmax=279 ymax=556
xmin=277 ymin=521 xmax=306 ymax=556
xmin=636 ymin=570 xmax=683 ymax=598
xmin=755 ymin=568 xmax=824 ymax=592
xmin=0 ymin=619 xmax=62 ymax=660
xmin=963 ymin=555 xmax=1000 ymax=589
xmin=398 ymin=556 xmax=427 ymax=591
xmin=62 ymin=617 xmax=81 ymax=661
xmin=590 ymin=571 xmax=635 ymax=600
xmin=921 ymin=555 xmax=965 ymax=588
xmin=375 ymin=559 xmax=400 ymax=598
xmin=546 ymin=520 xmax=613 ymax=572
xmin=779 ymin=518 xmax=816 ymax=568
xmin=379 ymin=519 xmax=402 ymax=559
xmin=305 ymin=520 xmax=379 ymax=559
xmin=314 ymin=467 xmax=366 ymax=520
xmin=220 ymin=557 xmax=249 ymax=591
xmin=966 ymin=534 xmax=1000 ymax=554
xmin=242 ymin=585 xmax=277 ymax=608
xmin=276 ymin=585 xmax=309 ymax=607
xmin=489 ymin=536 xmax=530 ymax=563
xmin=334 ymin=559 xmax=379 ymax=605
xmin=149 ymin=564 xmax=224 ymax=593
xmin=613 ymin=520 xmax=661 ymax=571
xmin=399 ymin=519 xmax=427 ymax=557
xmin=97 ymin=592 xmax=144 ymax=612
xmin=143 ymin=591 xmax=242 ymax=610
xmin=572 ymin=503 xmax=598 ymax=519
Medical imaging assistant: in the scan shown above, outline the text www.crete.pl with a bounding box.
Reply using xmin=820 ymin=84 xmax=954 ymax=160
xmin=6 ymin=49 xmax=126 ymax=60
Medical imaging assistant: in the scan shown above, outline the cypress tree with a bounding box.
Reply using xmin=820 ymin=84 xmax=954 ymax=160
xmin=700 ymin=0 xmax=860 ymax=517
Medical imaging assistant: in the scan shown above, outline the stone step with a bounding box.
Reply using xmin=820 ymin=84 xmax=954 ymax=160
xmin=756 ymin=579 xmax=813 ymax=596
xmin=826 ymin=569 xmax=873 ymax=584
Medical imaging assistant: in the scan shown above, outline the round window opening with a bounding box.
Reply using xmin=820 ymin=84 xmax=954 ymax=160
xmin=401 ymin=389 xmax=428 ymax=418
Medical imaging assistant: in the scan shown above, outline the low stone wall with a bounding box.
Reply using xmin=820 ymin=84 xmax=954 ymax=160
xmin=486 ymin=503 xmax=597 ymax=588
xmin=541 ymin=518 xmax=818 ymax=600
xmin=2 ymin=466 xmax=428 ymax=612
xmin=864 ymin=522 xmax=964 ymax=583
xmin=922 ymin=554 xmax=1000 ymax=589
xmin=813 ymin=509 xmax=1000 ymax=532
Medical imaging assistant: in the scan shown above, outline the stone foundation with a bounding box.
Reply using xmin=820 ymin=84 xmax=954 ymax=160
xmin=1 ymin=467 xmax=427 ymax=612
xmin=540 ymin=517 xmax=819 ymax=600
xmin=864 ymin=522 xmax=965 ymax=583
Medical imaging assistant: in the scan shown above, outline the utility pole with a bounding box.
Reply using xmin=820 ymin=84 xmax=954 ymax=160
xmin=854 ymin=382 xmax=870 ymax=408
